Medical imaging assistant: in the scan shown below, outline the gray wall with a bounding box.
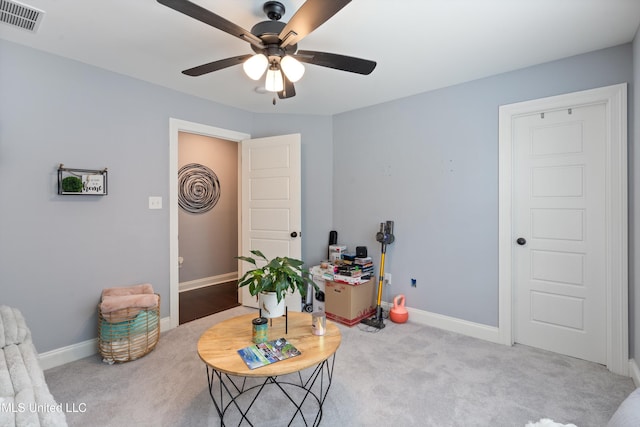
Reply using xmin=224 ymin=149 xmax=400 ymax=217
xmin=332 ymin=44 xmax=634 ymax=327
xmin=1 ymin=37 xmax=637 ymax=365
xmin=178 ymin=133 xmax=238 ymax=282
xmin=0 ymin=40 xmax=334 ymax=352
xmin=0 ymin=40 xmax=254 ymax=352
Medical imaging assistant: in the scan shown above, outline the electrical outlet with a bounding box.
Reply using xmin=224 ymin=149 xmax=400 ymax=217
xmin=148 ymin=196 xmax=162 ymax=210
xmin=384 ymin=273 xmax=392 ymax=285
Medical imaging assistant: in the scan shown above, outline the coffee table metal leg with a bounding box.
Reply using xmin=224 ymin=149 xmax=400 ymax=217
xmin=275 ymin=354 xmax=336 ymax=426
xmin=207 ymin=366 xmax=267 ymax=427
xmin=205 ymin=354 xmax=336 ymax=427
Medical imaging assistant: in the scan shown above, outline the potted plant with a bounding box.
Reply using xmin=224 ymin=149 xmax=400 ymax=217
xmin=237 ymin=250 xmax=317 ymax=318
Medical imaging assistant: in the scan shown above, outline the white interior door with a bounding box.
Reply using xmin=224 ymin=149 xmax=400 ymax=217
xmin=498 ymin=84 xmax=627 ymax=375
xmin=513 ymin=105 xmax=607 ymax=363
xmin=239 ymin=134 xmax=302 ymax=311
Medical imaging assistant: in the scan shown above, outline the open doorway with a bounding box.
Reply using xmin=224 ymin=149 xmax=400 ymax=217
xmin=169 ymin=119 xmax=251 ymax=329
xmin=177 ymin=131 xmax=240 ymax=324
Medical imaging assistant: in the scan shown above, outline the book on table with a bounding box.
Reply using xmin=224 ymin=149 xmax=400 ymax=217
xmin=237 ymin=337 xmax=301 ymax=369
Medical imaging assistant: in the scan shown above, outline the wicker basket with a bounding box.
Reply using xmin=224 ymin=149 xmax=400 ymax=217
xmin=98 ymin=294 xmax=160 ymax=363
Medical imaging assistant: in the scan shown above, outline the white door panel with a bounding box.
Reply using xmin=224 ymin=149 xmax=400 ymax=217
xmin=513 ymin=104 xmax=606 ymax=364
xmin=530 ymin=250 xmax=585 ymax=285
xmin=240 ymin=134 xmax=302 ymax=311
xmin=531 ymin=165 xmax=584 ymax=197
xmin=530 ymin=291 xmax=584 ymax=330
xmin=530 ymin=209 xmax=584 ymax=241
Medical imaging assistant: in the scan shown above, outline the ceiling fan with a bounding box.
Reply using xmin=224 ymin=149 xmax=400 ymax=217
xmin=157 ymin=0 xmax=376 ymax=101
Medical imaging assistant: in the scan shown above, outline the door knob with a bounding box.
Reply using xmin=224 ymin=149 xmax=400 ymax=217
xmin=290 ymin=231 xmax=298 ymax=238
xmin=516 ymin=237 xmax=527 ymax=246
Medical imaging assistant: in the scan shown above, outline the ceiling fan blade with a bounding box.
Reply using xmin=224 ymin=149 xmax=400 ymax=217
xmin=157 ymin=0 xmax=264 ymax=49
xmin=278 ymin=0 xmax=351 ymax=48
xmin=294 ymin=50 xmax=376 ymax=75
xmin=278 ymin=75 xmax=296 ymax=99
xmin=182 ymin=54 xmax=253 ymax=76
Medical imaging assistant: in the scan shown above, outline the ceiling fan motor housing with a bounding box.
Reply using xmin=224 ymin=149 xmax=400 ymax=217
xmin=250 ymin=20 xmax=298 ymax=59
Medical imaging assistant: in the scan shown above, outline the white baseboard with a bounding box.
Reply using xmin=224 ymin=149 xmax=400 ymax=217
xmin=41 ymin=300 xmax=631 ymax=381
xmin=38 ymin=338 xmax=97 ymax=371
xmin=382 ymin=302 xmax=636 ymax=380
xmin=381 ymin=302 xmax=502 ymax=344
xmin=39 ymin=316 xmax=173 ymax=371
xmin=42 ymin=305 xmax=498 ymax=371
xmin=179 ymin=272 xmax=238 ymax=293
xmin=629 ymin=358 xmax=640 ymax=387
xmin=159 ymin=315 xmax=173 ymax=333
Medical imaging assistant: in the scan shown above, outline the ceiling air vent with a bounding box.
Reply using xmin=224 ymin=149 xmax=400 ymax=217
xmin=0 ymin=0 xmax=44 ymax=33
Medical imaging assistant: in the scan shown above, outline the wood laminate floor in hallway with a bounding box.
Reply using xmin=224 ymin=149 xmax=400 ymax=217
xmin=179 ymin=281 xmax=240 ymax=324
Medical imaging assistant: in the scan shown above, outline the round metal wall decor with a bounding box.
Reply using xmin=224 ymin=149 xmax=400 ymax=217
xmin=178 ymin=163 xmax=221 ymax=214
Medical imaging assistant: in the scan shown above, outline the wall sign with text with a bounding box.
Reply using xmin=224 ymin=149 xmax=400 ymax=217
xmin=57 ymin=164 xmax=108 ymax=196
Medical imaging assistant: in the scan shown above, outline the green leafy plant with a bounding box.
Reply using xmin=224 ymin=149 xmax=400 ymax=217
xmin=61 ymin=176 xmax=83 ymax=192
xmin=237 ymin=250 xmax=317 ymax=303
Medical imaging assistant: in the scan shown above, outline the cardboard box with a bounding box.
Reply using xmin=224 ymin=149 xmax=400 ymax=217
xmin=325 ymin=279 xmax=376 ymax=326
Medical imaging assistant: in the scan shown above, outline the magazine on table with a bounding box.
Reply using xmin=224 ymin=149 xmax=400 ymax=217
xmin=237 ymin=337 xmax=301 ymax=369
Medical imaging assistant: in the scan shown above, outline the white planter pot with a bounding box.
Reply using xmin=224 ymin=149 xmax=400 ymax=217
xmin=259 ymin=292 xmax=286 ymax=318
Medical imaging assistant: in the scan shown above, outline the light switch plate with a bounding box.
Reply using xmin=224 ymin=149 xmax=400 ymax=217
xmin=148 ymin=196 xmax=162 ymax=210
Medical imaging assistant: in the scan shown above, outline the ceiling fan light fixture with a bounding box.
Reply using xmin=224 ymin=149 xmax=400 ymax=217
xmin=280 ymin=55 xmax=305 ymax=83
xmin=243 ymin=54 xmax=268 ymax=80
xmin=265 ymin=66 xmax=284 ymax=92
xmin=159 ymin=0 xmax=377 ymax=101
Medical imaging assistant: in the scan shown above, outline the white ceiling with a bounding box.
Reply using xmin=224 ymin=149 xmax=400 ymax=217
xmin=2 ymin=0 xmax=640 ymax=115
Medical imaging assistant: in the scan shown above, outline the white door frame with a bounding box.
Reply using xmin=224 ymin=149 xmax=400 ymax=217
xmin=168 ymin=118 xmax=250 ymax=329
xmin=498 ymin=84 xmax=628 ymax=375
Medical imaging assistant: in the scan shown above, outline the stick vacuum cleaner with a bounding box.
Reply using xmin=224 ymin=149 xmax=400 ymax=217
xmin=361 ymin=221 xmax=395 ymax=329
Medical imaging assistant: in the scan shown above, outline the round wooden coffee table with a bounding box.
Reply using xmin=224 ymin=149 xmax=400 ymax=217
xmin=198 ymin=311 xmax=341 ymax=426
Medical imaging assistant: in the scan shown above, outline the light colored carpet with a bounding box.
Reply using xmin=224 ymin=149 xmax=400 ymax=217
xmin=44 ymin=306 xmax=634 ymax=426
